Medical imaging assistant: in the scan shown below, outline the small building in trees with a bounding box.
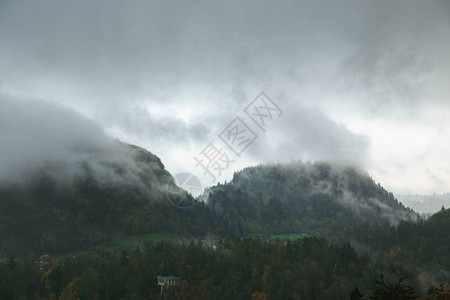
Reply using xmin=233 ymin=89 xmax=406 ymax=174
xmin=157 ymin=275 xmax=180 ymax=295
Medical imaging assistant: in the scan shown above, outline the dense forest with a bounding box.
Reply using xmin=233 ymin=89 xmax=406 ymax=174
xmin=0 ymin=237 xmax=449 ymax=299
xmin=0 ymin=144 xmax=449 ymax=299
xmin=207 ymin=162 xmax=416 ymax=237
xmin=0 ymin=143 xmax=216 ymax=254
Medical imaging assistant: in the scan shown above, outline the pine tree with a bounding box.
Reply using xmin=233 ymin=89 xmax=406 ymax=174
xmin=349 ymin=287 xmax=365 ymax=300
xmin=371 ymin=274 xmax=417 ymax=300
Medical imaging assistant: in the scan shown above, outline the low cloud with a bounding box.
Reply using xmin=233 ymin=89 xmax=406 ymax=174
xmin=245 ymin=99 xmax=369 ymax=166
xmin=0 ymin=0 xmax=449 ymax=193
xmin=0 ymin=94 xmax=165 ymax=189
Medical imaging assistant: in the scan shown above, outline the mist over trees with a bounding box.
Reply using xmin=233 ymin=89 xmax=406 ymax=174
xmin=0 ymin=143 xmax=448 ymax=299
xmin=207 ymin=161 xmax=416 ymax=237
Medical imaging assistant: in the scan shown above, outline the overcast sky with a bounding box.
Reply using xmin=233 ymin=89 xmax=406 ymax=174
xmin=1 ymin=0 xmax=449 ymax=195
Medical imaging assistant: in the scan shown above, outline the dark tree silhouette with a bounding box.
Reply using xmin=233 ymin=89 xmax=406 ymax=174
xmin=371 ymin=274 xmax=417 ymax=300
xmin=349 ymin=287 xmax=365 ymax=300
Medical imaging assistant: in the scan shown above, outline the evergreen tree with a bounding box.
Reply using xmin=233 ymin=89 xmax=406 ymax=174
xmin=349 ymin=287 xmax=365 ymax=300
xmin=371 ymin=274 xmax=417 ymax=300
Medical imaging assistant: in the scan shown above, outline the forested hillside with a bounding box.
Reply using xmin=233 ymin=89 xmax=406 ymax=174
xmin=0 ymin=151 xmax=425 ymax=254
xmin=207 ymin=162 xmax=417 ymax=237
xmin=347 ymin=207 xmax=450 ymax=287
xmin=0 ymin=144 xmax=449 ymax=299
xmin=1 ymin=237 xmax=449 ymax=299
xmin=0 ymin=142 xmax=215 ymax=254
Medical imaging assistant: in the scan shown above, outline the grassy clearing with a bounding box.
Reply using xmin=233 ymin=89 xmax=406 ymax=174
xmin=118 ymin=232 xmax=177 ymax=248
xmin=268 ymin=233 xmax=310 ymax=241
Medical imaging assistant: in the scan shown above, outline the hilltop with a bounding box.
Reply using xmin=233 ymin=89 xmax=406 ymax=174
xmin=206 ymin=161 xmax=417 ymax=237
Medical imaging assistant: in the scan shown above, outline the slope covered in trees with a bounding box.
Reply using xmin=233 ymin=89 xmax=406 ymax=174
xmin=0 ymin=150 xmax=422 ymax=254
xmin=0 ymin=142 xmax=215 ymax=254
xmin=347 ymin=207 xmax=450 ymax=287
xmin=206 ymin=162 xmax=417 ymax=237
xmin=1 ymin=237 xmax=448 ymax=299
xmin=0 ymin=143 xmax=449 ymax=299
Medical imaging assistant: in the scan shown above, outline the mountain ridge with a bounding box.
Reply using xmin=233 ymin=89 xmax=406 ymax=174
xmin=0 ymin=142 xmax=418 ymax=254
xmin=206 ymin=161 xmax=417 ymax=237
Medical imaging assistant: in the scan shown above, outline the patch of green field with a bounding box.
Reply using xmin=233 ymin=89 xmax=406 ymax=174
xmin=118 ymin=232 xmax=177 ymax=248
xmin=269 ymin=233 xmax=310 ymax=241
